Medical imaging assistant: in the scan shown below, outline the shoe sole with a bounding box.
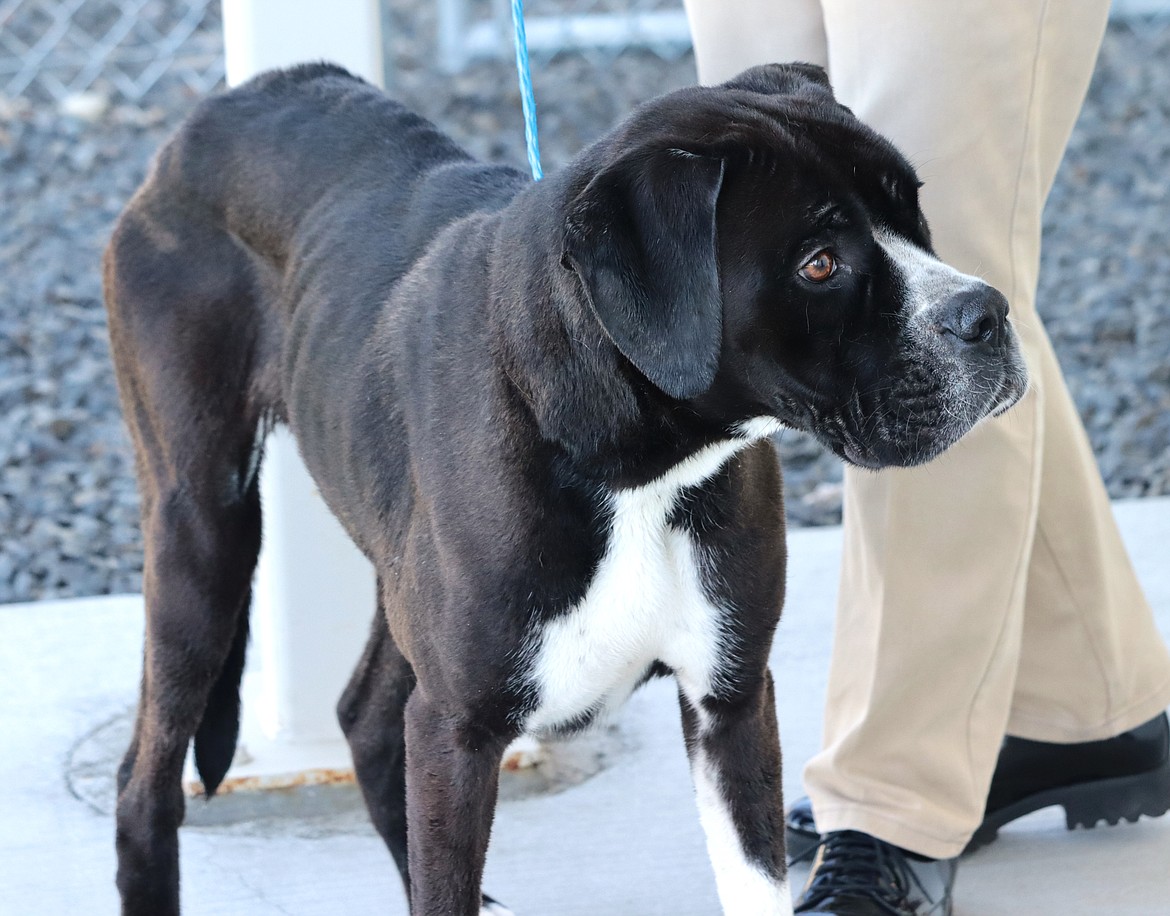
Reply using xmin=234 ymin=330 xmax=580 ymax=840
xmin=786 ymin=760 xmax=1170 ymax=864
xmin=965 ymin=758 xmax=1170 ymax=853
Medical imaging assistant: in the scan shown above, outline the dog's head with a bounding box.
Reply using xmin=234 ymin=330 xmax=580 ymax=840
xmin=561 ymin=63 xmax=1028 ymax=468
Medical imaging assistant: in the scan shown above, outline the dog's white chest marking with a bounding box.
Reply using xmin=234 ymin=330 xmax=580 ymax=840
xmin=521 ymin=418 xmax=792 ymax=916
xmin=523 ymin=418 xmax=780 ymax=734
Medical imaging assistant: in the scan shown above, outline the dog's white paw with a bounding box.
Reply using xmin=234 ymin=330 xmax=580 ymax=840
xmin=501 ymin=734 xmax=548 ymax=771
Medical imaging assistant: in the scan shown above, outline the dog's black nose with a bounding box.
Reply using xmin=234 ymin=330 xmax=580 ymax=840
xmin=939 ymin=286 xmax=1009 ymax=346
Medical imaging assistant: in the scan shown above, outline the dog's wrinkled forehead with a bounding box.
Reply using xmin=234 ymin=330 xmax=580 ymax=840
xmin=614 ymin=63 xmax=928 ymax=242
xmin=719 ymin=61 xmax=836 ymax=100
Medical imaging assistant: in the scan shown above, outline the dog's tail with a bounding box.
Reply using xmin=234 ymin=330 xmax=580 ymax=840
xmin=192 ymin=596 xmax=251 ymax=797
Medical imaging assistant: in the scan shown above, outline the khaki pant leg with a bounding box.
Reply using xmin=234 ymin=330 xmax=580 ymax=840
xmin=1010 ymin=328 xmax=1170 ymax=742
xmin=683 ymin=0 xmax=828 ymax=82
xmin=801 ymin=0 xmax=1170 ymax=858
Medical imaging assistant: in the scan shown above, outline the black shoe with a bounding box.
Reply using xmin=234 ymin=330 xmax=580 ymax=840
xmin=793 ymin=830 xmax=956 ymax=915
xmin=786 ymin=711 xmax=1170 ymax=863
xmin=971 ymin=709 xmax=1170 ymax=849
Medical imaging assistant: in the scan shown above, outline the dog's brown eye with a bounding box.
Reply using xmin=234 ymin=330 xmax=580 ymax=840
xmin=800 ymin=250 xmax=836 ymax=282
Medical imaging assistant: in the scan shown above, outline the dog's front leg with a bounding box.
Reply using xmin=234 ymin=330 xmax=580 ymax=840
xmin=404 ymin=690 xmax=510 ymax=916
xmin=679 ymin=671 xmax=794 ymax=916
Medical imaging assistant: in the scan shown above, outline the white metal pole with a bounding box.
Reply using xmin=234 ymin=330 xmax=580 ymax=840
xmin=223 ymin=0 xmax=383 ymax=86
xmin=204 ymin=0 xmax=382 ymax=791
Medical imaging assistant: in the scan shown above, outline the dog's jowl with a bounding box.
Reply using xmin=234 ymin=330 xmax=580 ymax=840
xmin=104 ymin=62 xmax=1027 ymax=915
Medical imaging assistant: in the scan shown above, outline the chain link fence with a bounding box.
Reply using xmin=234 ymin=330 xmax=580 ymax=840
xmin=0 ymin=0 xmax=222 ymax=102
xmin=3 ymin=0 xmax=1169 ymax=104
xmin=0 ymin=0 xmax=695 ymax=104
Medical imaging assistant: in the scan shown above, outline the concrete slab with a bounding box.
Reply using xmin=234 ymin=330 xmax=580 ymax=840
xmin=3 ymin=497 xmax=1169 ymax=914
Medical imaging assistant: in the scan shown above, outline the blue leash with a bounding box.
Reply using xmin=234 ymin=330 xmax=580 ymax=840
xmin=510 ymin=0 xmax=543 ymax=181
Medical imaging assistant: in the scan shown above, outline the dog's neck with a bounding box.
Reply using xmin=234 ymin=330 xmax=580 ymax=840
xmin=479 ymin=190 xmax=756 ymax=489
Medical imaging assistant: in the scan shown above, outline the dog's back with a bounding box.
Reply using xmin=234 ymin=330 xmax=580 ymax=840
xmin=106 ymin=64 xmax=523 ymax=403
xmin=103 ymin=63 xmax=529 ymax=546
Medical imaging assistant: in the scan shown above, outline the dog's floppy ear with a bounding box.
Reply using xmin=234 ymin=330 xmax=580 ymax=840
xmin=721 ymin=62 xmax=834 ymax=99
xmin=563 ymin=149 xmax=725 ymax=400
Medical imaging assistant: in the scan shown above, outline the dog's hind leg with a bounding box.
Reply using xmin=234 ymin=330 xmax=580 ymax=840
xmin=115 ymin=459 xmax=262 ymax=915
xmin=338 ymin=602 xmax=416 ymax=895
xmin=106 ymin=212 xmax=270 ymax=916
xmin=338 ymin=605 xmax=514 ymax=916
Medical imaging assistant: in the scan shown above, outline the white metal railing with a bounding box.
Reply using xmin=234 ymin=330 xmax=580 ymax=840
xmin=436 ymin=0 xmax=691 ymax=73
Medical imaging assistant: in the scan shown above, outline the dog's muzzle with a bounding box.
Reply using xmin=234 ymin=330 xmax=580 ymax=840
xmin=832 ymin=278 xmax=1029 ymax=471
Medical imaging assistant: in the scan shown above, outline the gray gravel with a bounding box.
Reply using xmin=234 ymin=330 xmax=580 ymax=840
xmin=2 ymin=15 xmax=1169 ymax=603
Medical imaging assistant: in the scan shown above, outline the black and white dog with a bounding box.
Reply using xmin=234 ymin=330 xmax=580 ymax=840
xmin=105 ymin=62 xmax=1026 ymax=915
